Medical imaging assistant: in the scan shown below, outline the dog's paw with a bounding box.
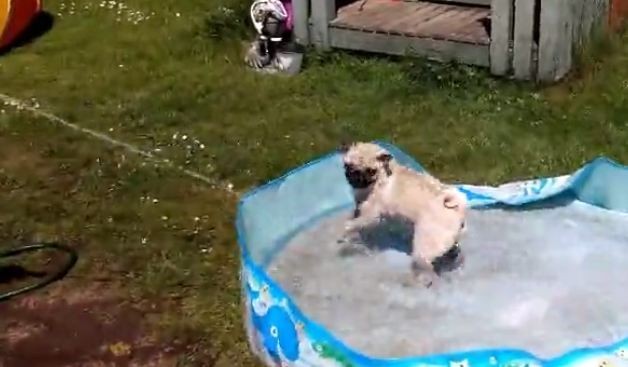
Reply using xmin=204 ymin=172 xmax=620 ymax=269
xmin=343 ymin=221 xmax=360 ymax=235
xmin=401 ymin=271 xmax=437 ymax=289
xmin=401 ymin=274 xmax=418 ymax=288
xmin=337 ymin=235 xmax=355 ymax=246
xmin=417 ymin=272 xmax=436 ymax=288
xmin=336 ymin=230 xmax=357 ymax=250
xmin=338 ymin=242 xmax=369 ymax=257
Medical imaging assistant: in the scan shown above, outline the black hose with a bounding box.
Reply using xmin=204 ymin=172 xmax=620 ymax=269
xmin=0 ymin=243 xmax=78 ymax=302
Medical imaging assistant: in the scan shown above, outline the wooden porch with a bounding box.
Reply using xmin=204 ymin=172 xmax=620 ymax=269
xmin=327 ymin=1 xmax=491 ymax=66
xmin=290 ymin=0 xmax=614 ymax=82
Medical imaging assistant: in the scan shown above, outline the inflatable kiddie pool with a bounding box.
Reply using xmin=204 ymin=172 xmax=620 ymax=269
xmin=237 ymin=142 xmax=628 ymax=367
xmin=0 ymin=0 xmax=41 ymax=50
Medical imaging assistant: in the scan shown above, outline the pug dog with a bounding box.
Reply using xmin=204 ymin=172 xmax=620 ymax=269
xmin=340 ymin=142 xmax=468 ymax=287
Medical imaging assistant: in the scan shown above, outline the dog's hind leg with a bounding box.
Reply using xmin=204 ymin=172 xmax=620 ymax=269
xmin=409 ymin=231 xmax=440 ymax=288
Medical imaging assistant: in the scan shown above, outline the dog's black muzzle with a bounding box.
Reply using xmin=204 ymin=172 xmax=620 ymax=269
xmin=344 ymin=164 xmax=377 ymax=189
xmin=432 ymin=243 xmax=464 ymax=274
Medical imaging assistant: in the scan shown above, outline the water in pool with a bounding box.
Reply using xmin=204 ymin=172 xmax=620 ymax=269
xmin=267 ymin=200 xmax=628 ymax=359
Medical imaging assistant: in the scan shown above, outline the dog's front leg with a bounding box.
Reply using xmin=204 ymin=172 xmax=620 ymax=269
xmin=408 ymin=254 xmax=439 ymax=288
xmin=344 ymin=199 xmax=381 ymax=236
xmin=352 ymin=199 xmax=363 ymax=219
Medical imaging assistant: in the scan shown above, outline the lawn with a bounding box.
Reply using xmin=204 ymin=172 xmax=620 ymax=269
xmin=1 ymin=0 xmax=628 ymax=365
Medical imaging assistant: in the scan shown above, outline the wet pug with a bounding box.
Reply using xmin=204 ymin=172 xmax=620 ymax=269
xmin=340 ymin=142 xmax=467 ymax=287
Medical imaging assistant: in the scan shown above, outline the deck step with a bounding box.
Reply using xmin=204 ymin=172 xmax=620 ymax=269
xmin=330 ymin=0 xmax=491 ymax=45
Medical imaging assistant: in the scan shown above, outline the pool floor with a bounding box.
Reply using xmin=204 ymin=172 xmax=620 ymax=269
xmin=267 ymin=200 xmax=628 ymax=358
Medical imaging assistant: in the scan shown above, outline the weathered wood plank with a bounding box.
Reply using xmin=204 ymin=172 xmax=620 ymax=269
xmin=328 ymin=27 xmax=490 ymax=66
xmin=311 ymin=0 xmax=336 ymax=49
xmin=411 ymin=6 xmax=460 ymax=35
xmin=292 ymin=0 xmax=309 ymax=46
xmin=393 ymin=4 xmax=448 ymax=35
xmin=538 ymin=0 xmax=572 ymax=82
xmin=571 ymin=0 xmax=609 ymax=49
xmin=454 ymin=8 xmax=491 ymax=38
xmin=437 ymin=0 xmax=491 ymax=6
xmin=537 ymin=0 xmax=610 ymax=82
xmin=490 ymin=0 xmax=514 ymax=76
xmin=344 ymin=2 xmax=403 ymax=33
xmin=513 ymin=0 xmax=536 ymax=80
xmin=382 ymin=2 xmax=432 ymax=35
xmin=330 ymin=1 xmax=490 ymax=45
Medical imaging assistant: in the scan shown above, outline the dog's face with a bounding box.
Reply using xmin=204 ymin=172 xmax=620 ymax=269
xmin=418 ymin=188 xmax=468 ymax=268
xmin=340 ymin=142 xmax=392 ymax=189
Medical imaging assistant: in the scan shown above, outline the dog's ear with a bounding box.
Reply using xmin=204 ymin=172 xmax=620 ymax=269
xmin=338 ymin=142 xmax=351 ymax=154
xmin=376 ymin=152 xmax=393 ymax=163
xmin=376 ymin=153 xmax=393 ymax=176
xmin=443 ymin=189 xmax=466 ymax=210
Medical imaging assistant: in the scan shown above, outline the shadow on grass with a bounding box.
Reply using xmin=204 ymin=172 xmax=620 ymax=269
xmin=0 ymin=11 xmax=55 ymax=56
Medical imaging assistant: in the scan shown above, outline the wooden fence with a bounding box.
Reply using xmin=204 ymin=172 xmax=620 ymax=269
xmin=491 ymin=0 xmax=610 ymax=82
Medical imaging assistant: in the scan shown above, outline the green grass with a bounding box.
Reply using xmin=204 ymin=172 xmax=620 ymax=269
xmin=2 ymin=0 xmax=627 ymax=187
xmin=0 ymin=112 xmax=254 ymax=365
xmin=1 ymin=0 xmax=628 ymax=364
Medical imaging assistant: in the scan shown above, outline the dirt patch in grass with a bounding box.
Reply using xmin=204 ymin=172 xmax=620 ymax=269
xmin=0 ymin=285 xmax=193 ymax=367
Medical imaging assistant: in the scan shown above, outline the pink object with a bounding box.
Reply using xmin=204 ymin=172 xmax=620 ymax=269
xmin=281 ymin=0 xmax=294 ymax=31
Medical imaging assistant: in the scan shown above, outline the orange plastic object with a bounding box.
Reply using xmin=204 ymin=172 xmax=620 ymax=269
xmin=0 ymin=0 xmax=42 ymax=49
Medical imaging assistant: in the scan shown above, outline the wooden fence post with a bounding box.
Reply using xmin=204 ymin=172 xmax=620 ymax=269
xmin=537 ymin=0 xmax=572 ymax=82
xmin=512 ymin=0 xmax=536 ymax=79
xmin=573 ymin=0 xmax=610 ymax=47
xmin=292 ymin=0 xmax=309 ymax=46
xmin=490 ymin=0 xmax=514 ymax=76
xmin=537 ymin=0 xmax=608 ymax=82
xmin=311 ymin=0 xmax=336 ymax=49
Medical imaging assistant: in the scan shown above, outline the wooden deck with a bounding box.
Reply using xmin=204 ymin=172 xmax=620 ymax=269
xmin=314 ymin=0 xmax=491 ymax=66
xmin=330 ymin=1 xmax=491 ymax=45
xmin=299 ymin=0 xmax=613 ymax=81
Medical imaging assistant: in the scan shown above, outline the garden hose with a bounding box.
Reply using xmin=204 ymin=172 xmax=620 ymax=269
xmin=0 ymin=243 xmax=78 ymax=302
